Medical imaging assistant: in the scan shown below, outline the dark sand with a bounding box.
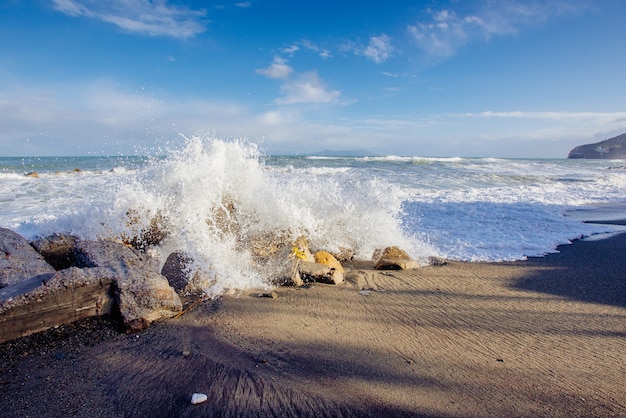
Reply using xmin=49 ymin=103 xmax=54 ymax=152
xmin=1 ymin=233 xmax=625 ymax=417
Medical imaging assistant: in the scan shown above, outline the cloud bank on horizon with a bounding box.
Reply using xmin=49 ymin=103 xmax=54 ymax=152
xmin=1 ymin=0 xmax=624 ymax=157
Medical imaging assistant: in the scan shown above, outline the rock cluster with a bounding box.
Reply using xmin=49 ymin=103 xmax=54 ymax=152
xmin=1 ymin=220 xmax=423 ymax=343
xmin=0 ymin=228 xmax=182 ymax=343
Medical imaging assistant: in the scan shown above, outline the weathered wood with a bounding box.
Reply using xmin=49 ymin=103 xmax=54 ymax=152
xmin=0 ymin=277 xmax=114 ymax=344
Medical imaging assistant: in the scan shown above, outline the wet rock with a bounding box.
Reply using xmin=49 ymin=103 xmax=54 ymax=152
xmin=314 ymin=251 xmax=344 ymax=273
xmin=122 ymin=209 xmax=171 ymax=249
xmin=292 ymin=235 xmax=315 ymax=262
xmin=30 ymin=234 xmax=79 ymax=270
xmin=0 ymin=228 xmax=55 ymax=288
xmin=374 ymin=246 xmax=420 ymax=270
xmin=266 ymin=236 xmax=314 ymax=286
xmin=426 ymin=256 xmax=448 ymax=267
xmin=332 ymin=247 xmax=355 ymax=262
xmin=73 ymin=241 xmax=182 ymax=331
xmin=298 ymin=260 xmax=344 ymax=285
xmin=161 ymin=251 xmax=193 ymax=293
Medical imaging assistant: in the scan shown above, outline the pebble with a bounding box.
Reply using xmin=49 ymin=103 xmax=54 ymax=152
xmin=191 ymin=393 xmax=208 ymax=405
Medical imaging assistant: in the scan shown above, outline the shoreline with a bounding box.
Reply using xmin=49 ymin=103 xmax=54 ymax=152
xmin=1 ymin=234 xmax=625 ymax=417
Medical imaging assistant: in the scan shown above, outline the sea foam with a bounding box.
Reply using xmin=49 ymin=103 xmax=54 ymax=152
xmin=4 ymin=137 xmax=424 ymax=295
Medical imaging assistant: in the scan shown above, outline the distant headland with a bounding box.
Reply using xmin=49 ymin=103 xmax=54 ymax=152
xmin=568 ymin=133 xmax=626 ymax=159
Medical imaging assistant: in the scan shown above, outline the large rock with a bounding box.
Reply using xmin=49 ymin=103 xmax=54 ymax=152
xmin=374 ymin=246 xmax=420 ymax=270
xmin=0 ymin=228 xmax=55 ymax=288
xmin=74 ymin=241 xmax=182 ymax=331
xmin=313 ymin=251 xmax=344 ymax=284
xmin=567 ymin=133 xmax=626 ymax=159
xmin=30 ymin=233 xmax=79 ymax=270
xmin=161 ymin=251 xmax=193 ymax=293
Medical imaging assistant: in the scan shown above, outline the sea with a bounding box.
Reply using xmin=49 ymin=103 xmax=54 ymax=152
xmin=2 ymin=136 xmax=625 ymax=295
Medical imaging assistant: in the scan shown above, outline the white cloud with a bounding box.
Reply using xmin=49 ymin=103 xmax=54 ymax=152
xmin=281 ymin=45 xmax=300 ymax=55
xmin=50 ymin=0 xmax=208 ymax=39
xmin=473 ymin=110 xmax=626 ymax=122
xmin=408 ymin=1 xmax=587 ymax=59
xmin=255 ymin=57 xmax=293 ymax=79
xmin=274 ymin=72 xmax=340 ymax=105
xmin=235 ymin=2 xmax=251 ymax=8
xmin=363 ymin=34 xmax=394 ymax=63
xmin=280 ymin=40 xmax=332 ymax=59
xmin=258 ymin=110 xmax=296 ymax=126
xmin=0 ymin=80 xmax=253 ymax=155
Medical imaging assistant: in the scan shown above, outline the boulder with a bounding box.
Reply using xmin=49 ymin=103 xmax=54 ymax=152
xmin=73 ymin=241 xmax=182 ymax=331
xmin=314 ymin=251 xmax=344 ymax=273
xmin=265 ymin=235 xmax=315 ymax=287
xmin=30 ymin=233 xmax=79 ymax=270
xmin=161 ymin=251 xmax=193 ymax=293
xmin=0 ymin=228 xmax=55 ymax=288
xmin=314 ymin=251 xmax=344 ymax=284
xmin=298 ymin=260 xmax=344 ymax=285
xmin=374 ymin=246 xmax=420 ymax=270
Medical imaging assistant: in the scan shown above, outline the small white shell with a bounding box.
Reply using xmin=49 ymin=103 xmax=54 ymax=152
xmin=191 ymin=393 xmax=208 ymax=405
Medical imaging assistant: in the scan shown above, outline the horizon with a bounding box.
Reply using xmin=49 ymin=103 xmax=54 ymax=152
xmin=1 ymin=1 xmax=625 ymax=158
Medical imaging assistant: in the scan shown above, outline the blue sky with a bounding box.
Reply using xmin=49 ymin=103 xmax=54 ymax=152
xmin=1 ymin=0 xmax=625 ymax=157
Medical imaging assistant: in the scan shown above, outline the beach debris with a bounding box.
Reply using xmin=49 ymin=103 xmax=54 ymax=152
xmin=0 ymin=228 xmax=55 ymax=289
xmin=0 ymin=267 xmax=115 ymax=343
xmin=191 ymin=393 xmax=208 ymax=405
xmin=373 ymin=246 xmax=420 ymax=270
xmin=173 ymin=296 xmax=208 ymax=319
xmin=358 ymin=290 xmax=372 ymax=296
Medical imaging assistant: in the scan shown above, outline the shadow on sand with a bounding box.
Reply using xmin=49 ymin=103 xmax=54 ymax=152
xmin=511 ymin=232 xmax=626 ymax=308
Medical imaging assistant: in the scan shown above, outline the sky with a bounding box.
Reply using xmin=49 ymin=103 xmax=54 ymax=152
xmin=1 ymin=0 xmax=625 ymax=158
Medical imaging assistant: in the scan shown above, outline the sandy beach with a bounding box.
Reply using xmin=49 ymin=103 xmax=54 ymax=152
xmin=1 ymin=233 xmax=625 ymax=417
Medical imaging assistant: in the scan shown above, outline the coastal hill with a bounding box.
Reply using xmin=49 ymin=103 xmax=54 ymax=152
xmin=567 ymin=133 xmax=626 ymax=159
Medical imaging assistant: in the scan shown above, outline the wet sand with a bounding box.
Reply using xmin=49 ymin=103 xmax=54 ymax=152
xmin=1 ymin=233 xmax=625 ymax=417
